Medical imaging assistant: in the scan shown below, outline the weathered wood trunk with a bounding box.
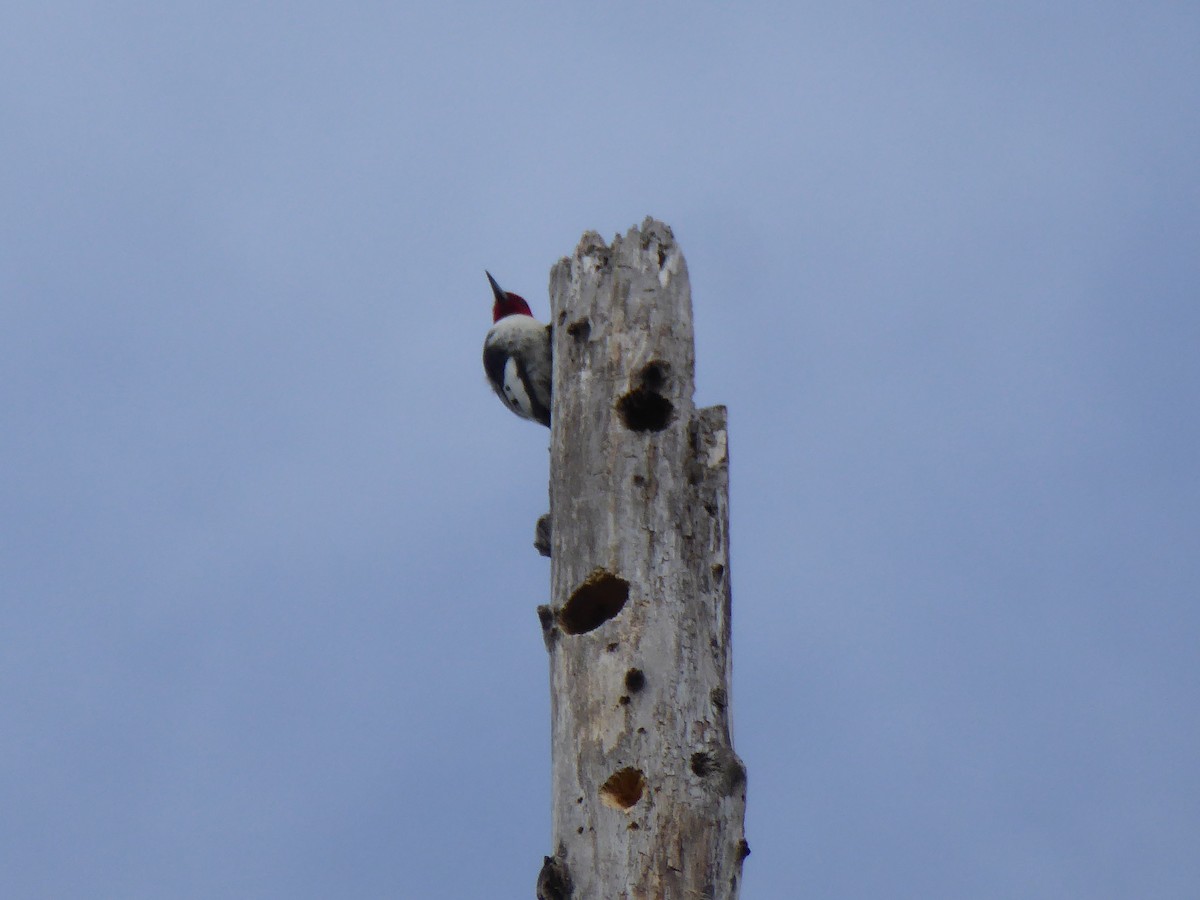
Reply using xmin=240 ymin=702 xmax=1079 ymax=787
xmin=536 ymin=219 xmax=747 ymax=899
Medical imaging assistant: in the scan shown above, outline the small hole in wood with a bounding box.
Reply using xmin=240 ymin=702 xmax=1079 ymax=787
xmin=691 ymin=751 xmax=714 ymax=777
xmin=624 ymin=668 xmax=645 ymax=693
xmin=618 ymin=695 xmax=630 ymax=706
xmin=644 ymin=361 xmax=669 ymax=389
xmin=559 ymin=570 xmax=629 ymax=635
xmin=567 ymin=318 xmax=591 ymax=342
xmin=599 ymin=767 xmax=645 ymax=811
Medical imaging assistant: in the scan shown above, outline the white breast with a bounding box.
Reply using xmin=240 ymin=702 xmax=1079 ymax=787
xmin=502 ymin=356 xmax=535 ymax=418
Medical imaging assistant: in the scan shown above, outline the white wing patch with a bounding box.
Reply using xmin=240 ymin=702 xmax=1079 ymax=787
xmin=502 ymin=357 xmax=534 ymax=420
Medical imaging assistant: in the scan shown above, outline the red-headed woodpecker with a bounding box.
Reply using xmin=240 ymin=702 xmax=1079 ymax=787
xmin=482 ymin=271 xmax=552 ymax=427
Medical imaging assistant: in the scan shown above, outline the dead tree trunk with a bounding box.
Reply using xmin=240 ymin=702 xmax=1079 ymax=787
xmin=536 ymin=219 xmax=747 ymax=899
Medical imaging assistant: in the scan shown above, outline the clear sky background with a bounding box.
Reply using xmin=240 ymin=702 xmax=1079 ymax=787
xmin=3 ymin=2 xmax=1198 ymax=898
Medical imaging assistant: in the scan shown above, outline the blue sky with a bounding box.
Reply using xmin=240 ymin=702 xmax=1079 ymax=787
xmin=3 ymin=2 xmax=1198 ymax=897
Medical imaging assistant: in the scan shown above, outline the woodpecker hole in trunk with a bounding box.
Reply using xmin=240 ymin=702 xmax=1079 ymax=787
xmin=617 ymin=361 xmax=673 ymax=432
xmin=599 ymin=767 xmax=645 ymax=811
xmin=559 ymin=569 xmax=629 ymax=635
xmin=638 ymin=361 xmax=666 ymax=389
xmin=624 ymin=668 xmax=646 ymax=693
xmin=567 ymin=318 xmax=591 ymax=343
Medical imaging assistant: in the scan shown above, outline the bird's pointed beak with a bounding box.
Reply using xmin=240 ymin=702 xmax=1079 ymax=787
xmin=486 ymin=271 xmax=506 ymax=303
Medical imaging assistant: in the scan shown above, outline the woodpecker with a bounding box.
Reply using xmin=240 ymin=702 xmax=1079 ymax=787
xmin=482 ymin=271 xmax=552 ymax=427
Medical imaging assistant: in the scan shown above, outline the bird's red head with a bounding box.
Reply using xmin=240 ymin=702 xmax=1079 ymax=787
xmin=487 ymin=271 xmax=533 ymax=322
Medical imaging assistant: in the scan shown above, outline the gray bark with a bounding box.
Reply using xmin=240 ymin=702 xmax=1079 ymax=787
xmin=537 ymin=219 xmax=747 ymax=899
